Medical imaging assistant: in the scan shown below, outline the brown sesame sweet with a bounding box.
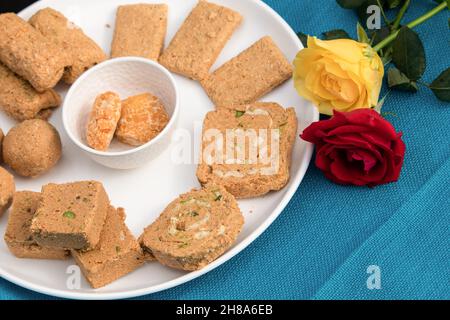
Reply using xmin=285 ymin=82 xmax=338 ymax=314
xmin=0 ymin=62 xmax=60 ymax=121
xmin=0 ymin=13 xmax=69 ymax=92
xmin=71 ymin=206 xmax=144 ymax=289
xmin=86 ymin=92 xmax=122 ymax=151
xmin=29 ymin=8 xmax=107 ymax=84
xmin=31 ymin=181 xmax=109 ymax=251
xmin=159 ymin=0 xmax=242 ymax=80
xmin=4 ymin=191 xmax=70 ymax=259
xmin=115 ymin=93 xmax=169 ymax=146
xmin=201 ymin=36 xmax=293 ymax=107
xmin=2 ymin=119 xmax=62 ymax=177
xmin=0 ymin=128 xmax=3 ymax=161
xmin=111 ymin=4 xmax=168 ymax=61
xmin=139 ymin=184 xmax=244 ymax=271
xmin=0 ymin=166 xmax=15 ymax=217
xmin=196 ymin=102 xmax=298 ymax=198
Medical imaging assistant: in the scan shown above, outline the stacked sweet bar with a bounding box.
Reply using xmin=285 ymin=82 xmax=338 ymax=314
xmin=4 ymin=181 xmax=144 ymax=289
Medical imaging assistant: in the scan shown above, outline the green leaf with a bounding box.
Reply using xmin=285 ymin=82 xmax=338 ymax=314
xmin=387 ymin=67 xmax=418 ymax=92
xmin=337 ymin=0 xmax=366 ymax=9
xmin=392 ymin=26 xmax=426 ymax=81
xmin=63 ymin=211 xmax=75 ymax=219
xmin=429 ymin=67 xmax=450 ymax=102
xmin=297 ymin=32 xmax=308 ymax=48
xmin=322 ymin=29 xmax=351 ymax=40
xmin=387 ymin=0 xmax=402 ymax=8
xmin=357 ymin=22 xmax=370 ymax=44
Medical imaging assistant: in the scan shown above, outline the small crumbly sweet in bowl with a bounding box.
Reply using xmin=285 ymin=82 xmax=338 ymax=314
xmin=2 ymin=119 xmax=62 ymax=177
xmin=86 ymin=91 xmax=122 ymax=151
xmin=31 ymin=181 xmax=109 ymax=251
xmin=4 ymin=191 xmax=70 ymax=259
xmin=196 ymin=102 xmax=298 ymax=198
xmin=71 ymin=206 xmax=144 ymax=289
xmin=115 ymin=93 xmax=169 ymax=146
xmin=0 ymin=13 xmax=69 ymax=92
xmin=0 ymin=166 xmax=15 ymax=217
xmin=159 ymin=0 xmax=242 ymax=80
xmin=0 ymin=62 xmax=60 ymax=121
xmin=111 ymin=4 xmax=168 ymax=61
xmin=29 ymin=7 xmax=107 ymax=84
xmin=201 ymin=36 xmax=293 ymax=107
xmin=139 ymin=184 xmax=244 ymax=271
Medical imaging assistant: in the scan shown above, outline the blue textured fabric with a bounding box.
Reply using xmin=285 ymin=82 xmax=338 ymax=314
xmin=1 ymin=0 xmax=449 ymax=300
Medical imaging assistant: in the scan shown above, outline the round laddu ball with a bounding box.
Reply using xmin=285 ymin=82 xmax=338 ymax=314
xmin=3 ymin=120 xmax=62 ymax=177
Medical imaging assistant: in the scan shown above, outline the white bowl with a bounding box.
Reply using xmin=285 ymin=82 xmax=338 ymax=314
xmin=62 ymin=57 xmax=179 ymax=169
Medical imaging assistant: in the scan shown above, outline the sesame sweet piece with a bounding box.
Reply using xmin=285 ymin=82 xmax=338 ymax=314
xmin=86 ymin=92 xmax=122 ymax=151
xmin=0 ymin=13 xmax=69 ymax=92
xmin=159 ymin=1 xmax=242 ymax=80
xmin=201 ymin=36 xmax=293 ymax=107
xmin=111 ymin=4 xmax=168 ymax=61
xmin=2 ymin=120 xmax=62 ymax=177
xmin=139 ymin=184 xmax=244 ymax=271
xmin=72 ymin=206 xmax=144 ymax=289
xmin=4 ymin=191 xmax=70 ymax=259
xmin=0 ymin=62 xmax=60 ymax=121
xmin=29 ymin=8 xmax=107 ymax=84
xmin=31 ymin=181 xmax=110 ymax=251
xmin=196 ymin=102 xmax=298 ymax=198
xmin=0 ymin=128 xmax=3 ymax=161
xmin=115 ymin=93 xmax=169 ymax=146
xmin=0 ymin=166 xmax=15 ymax=217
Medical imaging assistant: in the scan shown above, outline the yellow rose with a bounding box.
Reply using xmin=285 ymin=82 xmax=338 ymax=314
xmin=293 ymin=36 xmax=384 ymax=115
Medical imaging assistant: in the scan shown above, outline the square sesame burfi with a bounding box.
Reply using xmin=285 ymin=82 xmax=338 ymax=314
xmin=201 ymin=36 xmax=293 ymax=107
xmin=71 ymin=206 xmax=144 ymax=289
xmin=4 ymin=191 xmax=69 ymax=259
xmin=31 ymin=181 xmax=109 ymax=250
xmin=159 ymin=0 xmax=242 ymax=80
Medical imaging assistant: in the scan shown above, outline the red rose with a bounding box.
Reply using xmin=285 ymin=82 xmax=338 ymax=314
xmin=301 ymin=109 xmax=405 ymax=187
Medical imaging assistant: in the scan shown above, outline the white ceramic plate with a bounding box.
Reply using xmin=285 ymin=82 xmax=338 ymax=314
xmin=0 ymin=0 xmax=318 ymax=299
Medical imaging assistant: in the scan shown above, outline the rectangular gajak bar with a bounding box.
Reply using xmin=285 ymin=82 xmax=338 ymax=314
xmin=159 ymin=0 xmax=242 ymax=80
xmin=72 ymin=206 xmax=144 ymax=289
xmin=31 ymin=181 xmax=109 ymax=251
xmin=201 ymin=36 xmax=293 ymax=107
xmin=4 ymin=191 xmax=70 ymax=259
xmin=111 ymin=4 xmax=168 ymax=61
xmin=29 ymin=8 xmax=107 ymax=84
xmin=0 ymin=13 xmax=68 ymax=92
xmin=0 ymin=62 xmax=60 ymax=121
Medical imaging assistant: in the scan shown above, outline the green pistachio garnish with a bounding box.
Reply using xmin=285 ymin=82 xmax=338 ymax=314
xmin=178 ymin=242 xmax=189 ymax=249
xmin=63 ymin=211 xmax=75 ymax=219
xmin=235 ymin=110 xmax=245 ymax=118
xmin=213 ymin=190 xmax=222 ymax=201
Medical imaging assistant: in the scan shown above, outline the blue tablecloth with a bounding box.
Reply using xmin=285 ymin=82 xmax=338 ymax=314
xmin=1 ymin=0 xmax=449 ymax=300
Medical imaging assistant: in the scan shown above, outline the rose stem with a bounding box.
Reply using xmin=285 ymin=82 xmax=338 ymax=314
xmin=376 ymin=0 xmax=391 ymax=26
xmin=373 ymin=1 xmax=447 ymax=52
xmin=391 ymin=0 xmax=410 ymax=31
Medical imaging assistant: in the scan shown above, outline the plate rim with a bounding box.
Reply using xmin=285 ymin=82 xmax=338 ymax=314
xmin=0 ymin=0 xmax=319 ymax=300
